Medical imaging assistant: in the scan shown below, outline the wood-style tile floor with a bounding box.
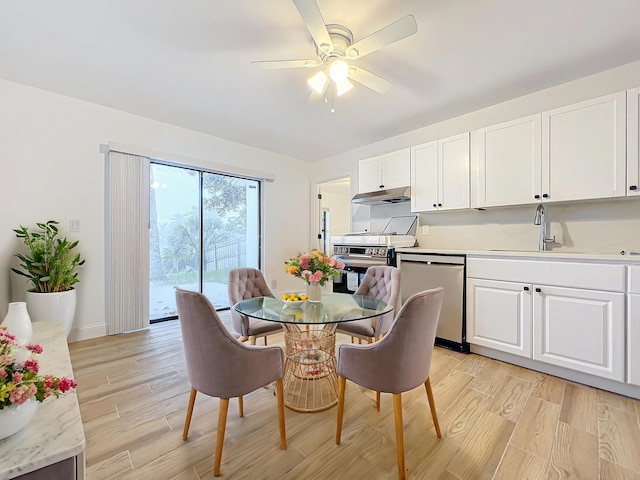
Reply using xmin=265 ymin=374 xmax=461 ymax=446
xmin=68 ymin=314 xmax=640 ymax=479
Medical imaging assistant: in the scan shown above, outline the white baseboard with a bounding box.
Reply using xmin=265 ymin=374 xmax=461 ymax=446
xmin=68 ymin=323 xmax=107 ymax=343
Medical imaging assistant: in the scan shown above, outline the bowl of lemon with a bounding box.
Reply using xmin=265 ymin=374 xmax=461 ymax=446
xmin=281 ymin=292 xmax=308 ymax=307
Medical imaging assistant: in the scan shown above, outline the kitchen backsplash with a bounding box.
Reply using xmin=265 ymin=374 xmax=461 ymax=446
xmin=353 ymin=197 xmax=640 ymax=254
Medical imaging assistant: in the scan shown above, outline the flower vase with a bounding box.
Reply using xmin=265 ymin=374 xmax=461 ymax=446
xmin=306 ymin=283 xmax=322 ymax=302
xmin=1 ymin=301 xmax=32 ymax=344
xmin=0 ymin=397 xmax=38 ymax=440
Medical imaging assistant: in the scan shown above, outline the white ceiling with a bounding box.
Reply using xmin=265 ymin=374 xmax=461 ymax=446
xmin=2 ymin=1 xmax=640 ymax=162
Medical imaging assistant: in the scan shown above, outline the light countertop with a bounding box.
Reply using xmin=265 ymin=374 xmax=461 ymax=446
xmin=395 ymin=247 xmax=640 ymax=263
xmin=0 ymin=321 xmax=85 ymax=480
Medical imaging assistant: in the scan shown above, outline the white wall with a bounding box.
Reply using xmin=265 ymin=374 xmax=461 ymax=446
xmin=312 ymin=60 xmax=640 ymax=254
xmin=0 ymin=79 xmax=311 ymax=341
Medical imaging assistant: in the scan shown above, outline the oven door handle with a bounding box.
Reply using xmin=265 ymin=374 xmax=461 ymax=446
xmin=341 ymin=258 xmax=388 ymax=268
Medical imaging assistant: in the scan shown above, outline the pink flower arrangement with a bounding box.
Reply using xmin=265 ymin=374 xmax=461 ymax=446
xmin=0 ymin=326 xmax=77 ymax=409
xmin=284 ymin=249 xmax=345 ymax=286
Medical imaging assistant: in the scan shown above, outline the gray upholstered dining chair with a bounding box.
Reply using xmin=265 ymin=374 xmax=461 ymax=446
xmin=228 ymin=267 xmax=283 ymax=345
xmin=335 ymin=287 xmax=444 ymax=480
xmin=335 ymin=265 xmax=400 ymax=343
xmin=175 ymin=287 xmax=286 ymax=477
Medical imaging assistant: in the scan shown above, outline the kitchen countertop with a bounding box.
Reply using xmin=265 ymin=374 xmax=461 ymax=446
xmin=395 ymin=247 xmax=640 ymax=263
xmin=0 ymin=321 xmax=85 ymax=480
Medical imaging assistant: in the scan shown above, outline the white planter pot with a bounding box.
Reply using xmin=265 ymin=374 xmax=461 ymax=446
xmin=25 ymin=289 xmax=77 ymax=338
xmin=0 ymin=397 xmax=38 ymax=441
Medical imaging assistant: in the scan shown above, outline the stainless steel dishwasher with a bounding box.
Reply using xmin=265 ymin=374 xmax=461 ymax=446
xmin=397 ymin=252 xmax=469 ymax=352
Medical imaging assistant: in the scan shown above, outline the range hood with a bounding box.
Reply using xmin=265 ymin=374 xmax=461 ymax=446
xmin=351 ymin=186 xmax=411 ymax=206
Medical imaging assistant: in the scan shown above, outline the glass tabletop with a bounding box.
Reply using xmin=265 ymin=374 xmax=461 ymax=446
xmin=233 ymin=292 xmax=393 ymax=325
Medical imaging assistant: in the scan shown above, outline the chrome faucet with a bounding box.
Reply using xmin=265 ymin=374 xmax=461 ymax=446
xmin=533 ymin=204 xmax=555 ymax=251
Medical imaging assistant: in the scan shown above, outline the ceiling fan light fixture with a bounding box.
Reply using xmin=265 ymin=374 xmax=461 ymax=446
xmin=329 ymin=59 xmax=349 ymax=82
xmin=335 ymin=78 xmax=353 ymax=96
xmin=307 ymin=70 xmax=328 ymax=94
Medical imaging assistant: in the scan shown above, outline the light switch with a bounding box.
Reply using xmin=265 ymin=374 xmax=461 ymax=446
xmin=70 ymin=220 xmax=80 ymax=232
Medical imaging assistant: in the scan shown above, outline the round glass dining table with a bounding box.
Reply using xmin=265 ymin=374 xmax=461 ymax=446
xmin=234 ymin=292 xmax=393 ymax=412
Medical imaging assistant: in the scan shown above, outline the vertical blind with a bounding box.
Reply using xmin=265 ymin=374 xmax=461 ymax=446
xmin=106 ymin=150 xmax=150 ymax=334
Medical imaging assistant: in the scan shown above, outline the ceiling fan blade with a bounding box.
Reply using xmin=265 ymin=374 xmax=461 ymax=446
xmin=293 ymin=0 xmax=333 ymax=53
xmin=251 ymin=59 xmax=322 ymax=69
xmin=345 ymin=15 xmax=418 ymax=59
xmin=348 ymin=66 xmax=392 ymax=94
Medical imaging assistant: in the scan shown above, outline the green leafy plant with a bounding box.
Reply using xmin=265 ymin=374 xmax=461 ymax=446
xmin=11 ymin=220 xmax=86 ymax=293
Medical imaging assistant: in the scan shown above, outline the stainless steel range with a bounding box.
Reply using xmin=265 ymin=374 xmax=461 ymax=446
xmin=331 ymin=216 xmax=417 ymax=293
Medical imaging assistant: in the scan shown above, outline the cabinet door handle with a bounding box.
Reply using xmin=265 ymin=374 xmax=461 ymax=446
xmin=535 ymin=287 xmax=541 ymax=293
xmin=534 ymin=194 xmax=540 ymax=199
xmin=631 ymin=185 xmax=638 ymax=191
xmin=437 ymin=203 xmax=442 ymax=207
xmin=379 ymin=185 xmax=384 ymax=189
xmin=542 ymin=193 xmax=549 ymax=198
xmin=523 ymin=286 xmax=529 ymax=291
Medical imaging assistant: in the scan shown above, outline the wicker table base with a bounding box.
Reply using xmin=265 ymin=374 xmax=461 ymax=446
xmin=281 ymin=324 xmax=338 ymax=412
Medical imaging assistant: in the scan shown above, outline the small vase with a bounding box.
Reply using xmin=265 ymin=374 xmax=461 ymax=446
xmin=1 ymin=301 xmax=32 ymax=344
xmin=0 ymin=397 xmax=38 ymax=440
xmin=306 ymin=283 xmax=322 ymax=302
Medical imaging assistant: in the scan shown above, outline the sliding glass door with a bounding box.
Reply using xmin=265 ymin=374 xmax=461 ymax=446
xmin=149 ymin=163 xmax=261 ymax=321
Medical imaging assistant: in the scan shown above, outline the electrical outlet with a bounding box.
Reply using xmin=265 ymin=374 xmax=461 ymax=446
xmin=421 ymin=225 xmax=430 ymax=235
xmin=270 ymin=280 xmax=277 ymax=289
xmin=70 ymin=219 xmax=81 ymax=232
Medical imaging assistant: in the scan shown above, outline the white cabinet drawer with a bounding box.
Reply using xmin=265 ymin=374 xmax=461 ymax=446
xmin=629 ymin=265 xmax=640 ymax=294
xmin=467 ymin=257 xmax=625 ymax=292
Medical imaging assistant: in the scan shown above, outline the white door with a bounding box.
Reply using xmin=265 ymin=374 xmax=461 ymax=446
xmin=627 ymin=87 xmax=640 ymax=196
xmin=411 ymin=141 xmax=439 ymax=212
xmin=357 ymin=156 xmax=381 ymax=193
xmin=533 ymin=285 xmax=624 ymax=381
xmin=471 ymin=115 xmax=542 ymax=207
xmin=467 ymin=278 xmax=532 ymax=357
xmin=439 ymin=132 xmax=470 ymax=211
xmin=381 ymin=148 xmax=411 ymax=189
xmin=542 ymin=92 xmax=626 ymax=202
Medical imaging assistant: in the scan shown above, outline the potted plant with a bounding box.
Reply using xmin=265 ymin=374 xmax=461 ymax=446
xmin=11 ymin=221 xmax=85 ymax=338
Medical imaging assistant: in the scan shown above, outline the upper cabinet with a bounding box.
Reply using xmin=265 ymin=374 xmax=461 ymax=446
xmin=543 ymin=92 xmax=626 ymax=202
xmin=471 ymin=115 xmax=542 ymax=208
xmin=411 ymin=132 xmax=470 ymax=212
xmin=627 ymin=87 xmax=640 ymax=196
xmin=472 ymin=92 xmax=627 ymax=208
xmin=357 ymin=148 xmax=410 ymax=194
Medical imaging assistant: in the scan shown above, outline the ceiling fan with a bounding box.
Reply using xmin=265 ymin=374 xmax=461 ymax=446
xmin=252 ymin=0 xmax=418 ymax=100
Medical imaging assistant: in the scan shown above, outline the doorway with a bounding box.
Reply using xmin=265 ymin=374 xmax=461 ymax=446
xmin=317 ymin=177 xmax=351 ymax=254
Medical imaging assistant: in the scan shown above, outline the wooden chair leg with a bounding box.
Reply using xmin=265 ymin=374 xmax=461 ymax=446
xmin=183 ymin=387 xmax=197 ymax=440
xmin=376 ymin=391 xmax=381 ymax=412
xmin=250 ymin=336 xmax=257 ymax=345
xmin=214 ymin=398 xmax=230 ymax=477
xmin=336 ymin=375 xmax=347 ymax=444
xmin=264 ymin=336 xmax=268 ymax=346
xmin=275 ymin=378 xmax=287 ymax=449
xmin=238 ymin=395 xmax=244 ymax=417
xmin=424 ymin=377 xmax=441 ymax=438
xmin=238 ymin=336 xmax=249 ymax=343
xmin=392 ymin=393 xmax=406 ymax=480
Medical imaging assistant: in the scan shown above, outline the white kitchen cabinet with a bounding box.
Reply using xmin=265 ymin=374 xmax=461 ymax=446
xmin=471 ymin=92 xmax=626 ymax=207
xmin=471 ymin=115 xmax=542 ymax=208
xmin=467 ymin=278 xmax=532 ymax=357
xmin=411 ymin=132 xmax=469 ymax=212
xmin=466 ymin=256 xmax=626 ymax=382
xmin=357 ymin=148 xmax=410 ymax=194
xmin=533 ymin=285 xmax=624 ymax=381
xmin=542 ymin=92 xmax=626 ymax=202
xmin=628 ymin=266 xmax=640 ymax=386
xmin=627 ymin=87 xmax=640 ymax=197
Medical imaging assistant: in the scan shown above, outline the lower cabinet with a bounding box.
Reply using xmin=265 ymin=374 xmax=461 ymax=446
xmin=532 ymin=285 xmax=624 ymax=381
xmin=629 ymin=265 xmax=640 ymax=386
xmin=466 ymin=257 xmax=626 ymax=382
xmin=467 ymin=278 xmax=531 ymax=357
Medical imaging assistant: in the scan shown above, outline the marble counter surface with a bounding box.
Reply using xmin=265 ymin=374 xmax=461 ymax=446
xmin=396 ymin=247 xmax=640 ymax=263
xmin=0 ymin=321 xmax=85 ymax=480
